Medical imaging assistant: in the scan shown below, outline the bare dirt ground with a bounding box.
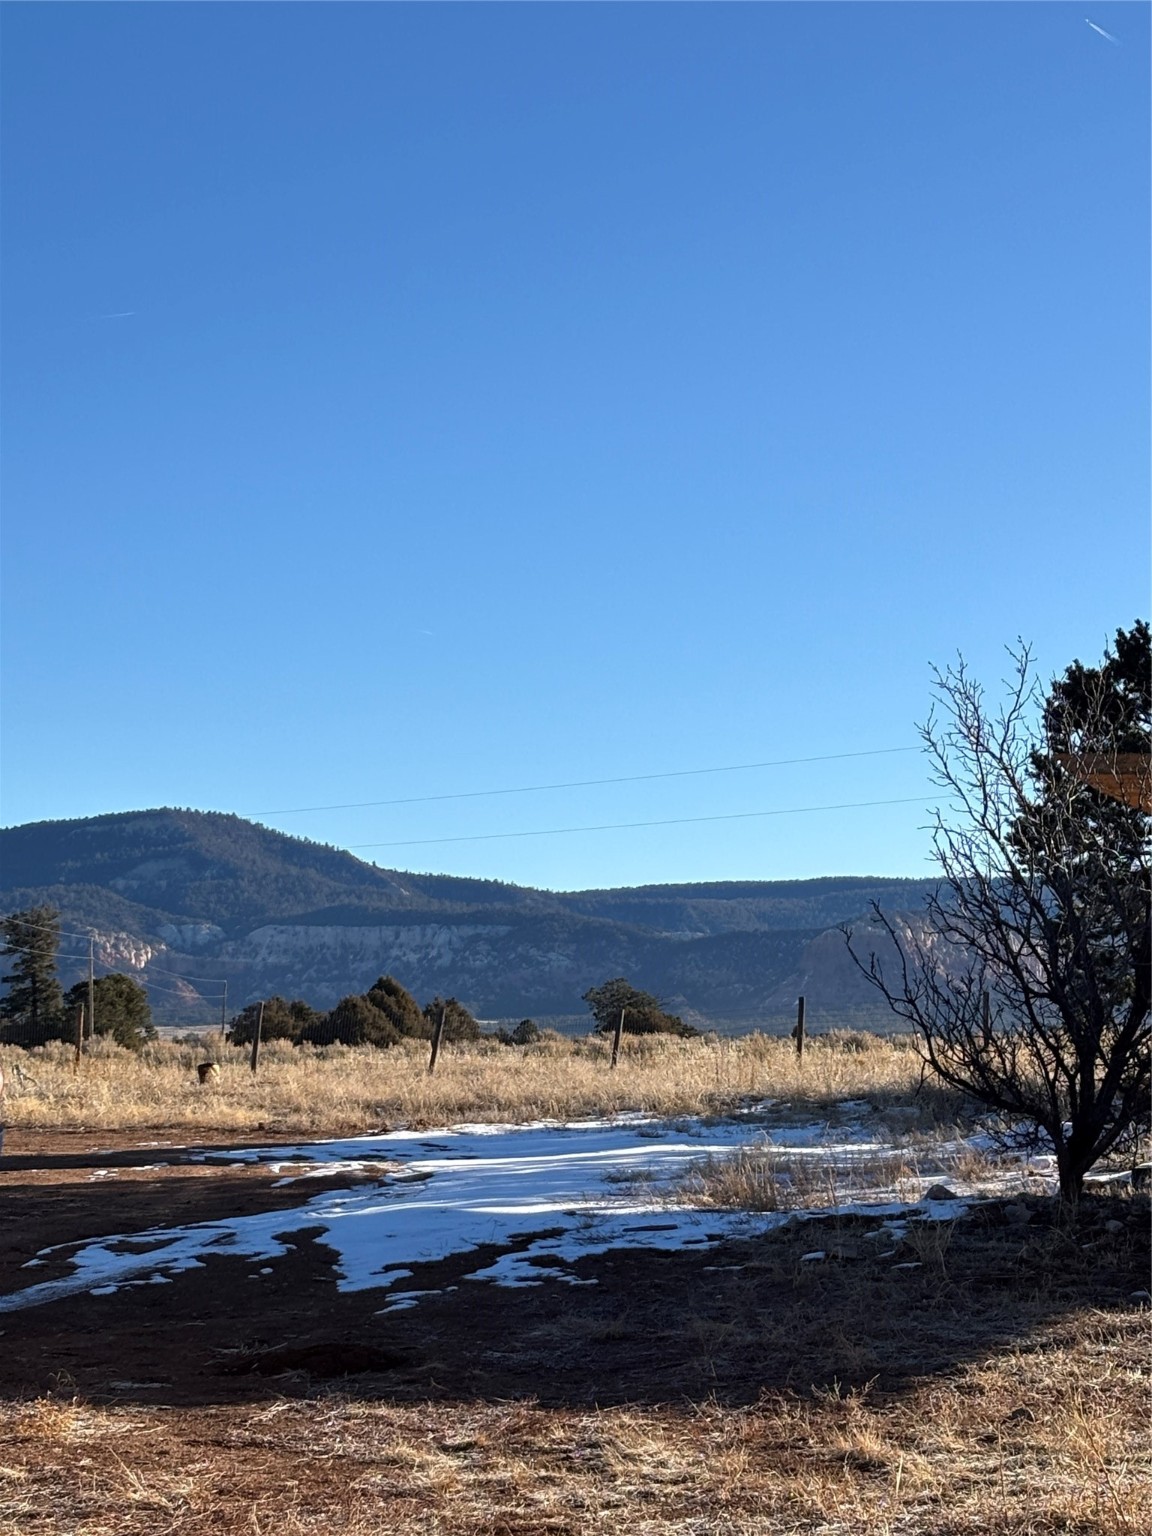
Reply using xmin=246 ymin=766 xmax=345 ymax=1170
xmin=1 ymin=1126 xmax=1149 ymax=1535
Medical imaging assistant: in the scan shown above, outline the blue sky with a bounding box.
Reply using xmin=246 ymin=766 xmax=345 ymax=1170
xmin=2 ymin=2 xmax=1147 ymax=891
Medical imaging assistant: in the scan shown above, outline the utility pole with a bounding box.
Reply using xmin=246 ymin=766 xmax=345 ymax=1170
xmin=249 ymin=999 xmax=264 ymax=1075
xmin=74 ymin=1004 xmax=85 ymax=1071
xmin=610 ymin=1007 xmax=626 ymax=1070
xmin=792 ymin=996 xmax=806 ymax=1061
xmin=86 ymin=936 xmax=96 ymax=1043
xmin=428 ymin=1000 xmax=447 ymax=1075
xmin=220 ymin=980 xmax=229 ymax=1043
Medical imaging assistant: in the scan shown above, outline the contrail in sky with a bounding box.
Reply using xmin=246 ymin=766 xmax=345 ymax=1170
xmin=1085 ymin=19 xmax=1119 ymax=43
xmin=92 ymin=311 xmax=136 ymax=319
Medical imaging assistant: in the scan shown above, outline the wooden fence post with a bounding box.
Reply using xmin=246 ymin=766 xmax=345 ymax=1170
xmin=73 ymin=1004 xmax=85 ymax=1072
xmin=428 ymin=1000 xmax=447 ymax=1075
xmin=610 ymin=1008 xmax=626 ymax=1070
xmin=249 ymin=1000 xmax=264 ymax=1075
xmin=792 ymin=996 xmax=806 ymax=1061
xmin=86 ymin=937 xmax=96 ymax=1042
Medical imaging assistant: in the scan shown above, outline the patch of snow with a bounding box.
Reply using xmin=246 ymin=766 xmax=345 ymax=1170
xmin=0 ymin=1112 xmax=1051 ymax=1315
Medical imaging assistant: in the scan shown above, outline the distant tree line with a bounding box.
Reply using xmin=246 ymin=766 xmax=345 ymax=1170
xmin=2 ymin=904 xmax=689 ymax=1056
xmin=227 ymin=977 xmax=694 ymax=1050
xmin=227 ymin=978 xmax=494 ymax=1049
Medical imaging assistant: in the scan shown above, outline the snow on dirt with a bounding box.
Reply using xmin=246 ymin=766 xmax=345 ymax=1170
xmin=0 ymin=1112 xmax=1055 ymax=1313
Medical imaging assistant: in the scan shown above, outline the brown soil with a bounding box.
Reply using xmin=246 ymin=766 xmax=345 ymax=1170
xmin=1 ymin=1128 xmax=1147 ymax=1414
xmin=1 ymin=1129 xmax=1149 ymax=1535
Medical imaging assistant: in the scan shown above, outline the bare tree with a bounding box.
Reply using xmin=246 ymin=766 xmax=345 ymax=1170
xmin=850 ymin=629 xmax=1150 ymax=1200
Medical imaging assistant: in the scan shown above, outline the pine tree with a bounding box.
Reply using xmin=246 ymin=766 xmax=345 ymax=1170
xmin=63 ymin=973 xmax=156 ymax=1051
xmin=228 ymin=996 xmax=323 ymax=1045
xmin=305 ymin=994 xmax=402 ymax=1048
xmin=422 ymin=996 xmax=482 ymax=1043
xmin=582 ymin=978 xmax=699 ymax=1037
xmin=1 ymin=906 xmax=65 ymax=1045
xmin=367 ymin=975 xmax=429 ymax=1038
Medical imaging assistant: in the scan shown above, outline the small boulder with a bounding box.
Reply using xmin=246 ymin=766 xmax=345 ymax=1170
xmin=923 ymin=1183 xmax=960 ymax=1201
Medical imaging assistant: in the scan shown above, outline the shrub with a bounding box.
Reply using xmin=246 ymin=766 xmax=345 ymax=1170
xmin=423 ymin=996 xmax=481 ymax=1043
xmin=304 ymin=995 xmax=401 ymax=1048
xmin=583 ymin=978 xmax=700 ymax=1038
xmin=229 ymin=996 xmax=323 ymax=1045
xmin=366 ymin=976 xmax=429 ymax=1039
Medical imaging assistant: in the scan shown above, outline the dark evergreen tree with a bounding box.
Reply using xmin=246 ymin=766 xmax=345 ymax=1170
xmin=304 ymin=994 xmax=401 ymax=1048
xmin=582 ymin=978 xmax=699 ymax=1037
xmin=1043 ymin=619 xmax=1150 ymax=759
xmin=422 ymin=995 xmax=482 ymax=1043
xmin=228 ymin=996 xmax=323 ymax=1045
xmin=366 ymin=975 xmax=429 ymax=1039
xmin=63 ymin=973 xmax=156 ymax=1051
xmin=0 ymin=906 xmax=65 ymax=1045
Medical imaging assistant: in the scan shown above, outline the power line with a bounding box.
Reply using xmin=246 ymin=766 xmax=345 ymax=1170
xmin=71 ymin=955 xmax=227 ymax=997
xmin=133 ymin=976 xmax=227 ymax=1000
xmin=9 ymin=931 xmax=232 ymax=994
xmin=84 ymin=961 xmax=226 ymax=1001
xmin=28 ymin=929 xmax=235 ymax=981
xmin=43 ymin=952 xmax=226 ymax=1000
xmin=245 ymin=745 xmax=920 ymax=818
xmin=1 ymin=918 xmax=235 ymax=983
xmin=2 ymin=918 xmax=103 ymax=943
xmin=4 ymin=787 xmax=940 ymax=872
xmin=349 ymin=794 xmax=939 ymax=850
xmin=129 ymin=960 xmax=237 ymax=984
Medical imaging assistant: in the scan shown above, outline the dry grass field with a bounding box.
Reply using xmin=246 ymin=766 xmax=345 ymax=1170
xmin=2 ymin=1030 xmax=1148 ymax=1535
xmin=0 ymin=1242 xmax=1147 ymax=1536
xmin=1 ymin=1030 xmax=930 ymax=1136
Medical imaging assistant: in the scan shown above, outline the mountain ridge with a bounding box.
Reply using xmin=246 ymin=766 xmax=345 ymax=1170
xmin=0 ymin=809 xmax=933 ymax=1031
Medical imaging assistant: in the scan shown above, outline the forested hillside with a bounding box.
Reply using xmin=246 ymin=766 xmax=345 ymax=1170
xmin=0 ymin=810 xmax=934 ymax=1029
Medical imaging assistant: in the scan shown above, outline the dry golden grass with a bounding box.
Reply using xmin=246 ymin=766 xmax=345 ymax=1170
xmin=1 ymin=1030 xmax=928 ymax=1137
xmin=681 ymin=1144 xmax=928 ymax=1211
xmin=1 ymin=1310 xmax=1147 ymax=1535
xmin=2 ymin=1033 xmax=1148 ymax=1534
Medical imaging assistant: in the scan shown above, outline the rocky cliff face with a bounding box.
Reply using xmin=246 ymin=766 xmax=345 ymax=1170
xmin=56 ymin=912 xmax=924 ymax=1032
